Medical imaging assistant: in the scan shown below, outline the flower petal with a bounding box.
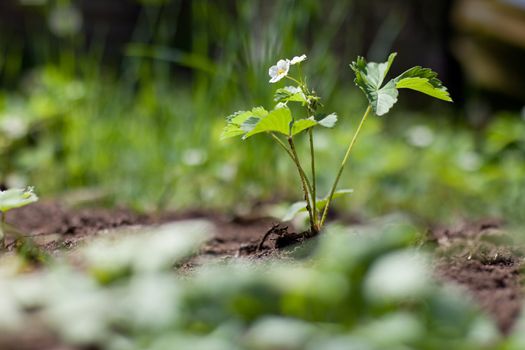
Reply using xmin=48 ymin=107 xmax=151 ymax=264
xmin=270 ymin=74 xmax=285 ymax=83
xmin=276 ymin=59 xmax=290 ymax=71
xmin=290 ymin=54 xmax=307 ymax=65
xmin=269 ymin=65 xmax=279 ymax=79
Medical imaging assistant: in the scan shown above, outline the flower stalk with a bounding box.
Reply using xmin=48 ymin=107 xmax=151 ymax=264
xmin=320 ymin=105 xmax=372 ymax=227
xmin=0 ymin=212 xmax=5 ymax=249
xmin=288 ymin=137 xmax=317 ymax=234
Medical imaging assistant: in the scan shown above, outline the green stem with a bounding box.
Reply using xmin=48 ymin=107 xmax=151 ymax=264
xmin=285 ymin=76 xmax=302 ymax=85
xmin=287 ymin=137 xmax=317 ymax=234
xmin=320 ymin=105 xmax=372 ymax=228
xmin=271 ymin=133 xmax=314 ymax=197
xmin=298 ymin=64 xmax=305 ymax=86
xmin=0 ymin=212 xmax=5 ymax=250
xmin=271 ymin=133 xmax=296 ymax=162
xmin=308 ymin=128 xmax=319 ymax=231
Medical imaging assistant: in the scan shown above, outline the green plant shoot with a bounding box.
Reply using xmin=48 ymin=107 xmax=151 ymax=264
xmin=0 ymin=187 xmax=39 ymax=249
xmin=222 ymin=53 xmax=451 ymax=235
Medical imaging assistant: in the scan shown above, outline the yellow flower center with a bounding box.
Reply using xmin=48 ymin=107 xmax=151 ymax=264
xmin=277 ymin=68 xmax=285 ymax=75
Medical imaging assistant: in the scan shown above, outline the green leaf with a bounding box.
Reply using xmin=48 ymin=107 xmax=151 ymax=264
xmin=373 ymin=79 xmax=399 ymax=116
xmin=240 ymin=117 xmax=260 ymax=133
xmin=243 ymin=108 xmax=292 ymax=139
xmin=274 ymin=86 xmax=307 ymax=104
xmin=221 ymin=107 xmax=268 ymax=140
xmin=314 ymin=189 xmax=354 ymax=212
xmin=395 ymin=67 xmax=452 ymax=102
xmin=0 ymin=187 xmax=38 ymax=212
xmin=282 ymin=201 xmax=309 ymax=222
xmin=221 ymin=111 xmax=250 ymax=140
xmin=221 ymin=123 xmax=246 ymax=140
xmin=291 ymin=118 xmax=318 ymax=136
xmin=365 ymin=53 xmax=397 ymax=88
xmin=350 ymin=53 xmax=399 ymax=116
xmin=282 ymin=189 xmax=353 ymax=221
xmin=222 ymin=106 xmax=330 ymax=140
xmin=317 ymin=113 xmax=338 ymax=128
xmin=289 ymin=112 xmax=339 ymax=137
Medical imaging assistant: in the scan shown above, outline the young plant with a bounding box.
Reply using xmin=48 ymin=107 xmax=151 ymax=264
xmin=0 ymin=187 xmax=39 ymax=249
xmin=222 ymin=53 xmax=451 ymax=235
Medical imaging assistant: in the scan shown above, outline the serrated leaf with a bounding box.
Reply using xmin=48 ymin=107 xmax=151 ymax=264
xmin=289 ymin=112 xmax=339 ymax=137
xmin=350 ymin=53 xmax=399 ymax=116
xmin=240 ymin=116 xmax=261 ymax=133
xmin=366 ymin=53 xmax=397 ymax=88
xmin=291 ymin=118 xmax=318 ymax=136
xmin=373 ymin=79 xmax=399 ymax=116
xmin=243 ymin=107 xmax=292 ymax=139
xmin=317 ymin=113 xmax=338 ymax=128
xmin=274 ymin=86 xmax=307 ymax=104
xmin=221 ymin=111 xmax=250 ymax=140
xmin=221 ymin=107 xmax=268 ymax=140
xmin=282 ymin=189 xmax=353 ymax=221
xmin=395 ymin=67 xmax=452 ymax=102
xmin=0 ymin=187 xmax=38 ymax=212
xmin=220 ymin=123 xmax=246 ymax=139
xmin=225 ymin=110 xmax=250 ymax=123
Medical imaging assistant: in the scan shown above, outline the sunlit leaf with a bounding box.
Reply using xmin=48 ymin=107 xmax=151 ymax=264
xmin=274 ymin=86 xmax=307 ymax=104
xmin=282 ymin=202 xmax=308 ymax=222
xmin=373 ymin=80 xmax=399 ymax=116
xmin=314 ymin=189 xmax=354 ymax=212
xmin=291 ymin=118 xmax=317 ymax=136
xmin=240 ymin=117 xmax=261 ymax=133
xmin=395 ymin=67 xmax=452 ymax=102
xmin=0 ymin=187 xmax=38 ymax=212
xmin=351 ymin=53 xmax=451 ymax=115
xmin=282 ymin=189 xmax=353 ymax=221
xmin=317 ymin=113 xmax=338 ymax=128
xmin=290 ymin=113 xmax=339 ymax=136
xmin=221 ymin=123 xmax=246 ymax=140
xmin=221 ymin=107 xmax=268 ymax=140
xmin=363 ymin=53 xmax=397 ymax=88
xmin=350 ymin=53 xmax=399 ymax=116
xmin=243 ymin=108 xmax=292 ymax=139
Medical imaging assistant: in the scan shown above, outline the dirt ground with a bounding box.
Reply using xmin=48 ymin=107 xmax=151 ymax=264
xmin=430 ymin=220 xmax=523 ymax=334
xmin=4 ymin=201 xmax=523 ymax=333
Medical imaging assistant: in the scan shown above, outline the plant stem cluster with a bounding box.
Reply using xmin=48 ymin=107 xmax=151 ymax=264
xmin=223 ymin=53 xmax=451 ymax=236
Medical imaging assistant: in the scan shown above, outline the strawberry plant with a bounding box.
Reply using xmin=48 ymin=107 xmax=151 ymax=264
xmin=222 ymin=53 xmax=451 ymax=235
xmin=0 ymin=187 xmax=38 ymax=249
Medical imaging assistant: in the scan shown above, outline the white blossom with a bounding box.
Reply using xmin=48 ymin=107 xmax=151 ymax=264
xmin=268 ymin=59 xmax=290 ymax=83
xmin=290 ymin=54 xmax=307 ymax=65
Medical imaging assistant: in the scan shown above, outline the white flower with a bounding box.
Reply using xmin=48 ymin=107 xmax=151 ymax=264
xmin=269 ymin=59 xmax=290 ymax=83
xmin=290 ymin=54 xmax=307 ymax=65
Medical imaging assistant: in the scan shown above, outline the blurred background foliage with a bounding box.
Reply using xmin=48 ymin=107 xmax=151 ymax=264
xmin=0 ymin=0 xmax=523 ymax=224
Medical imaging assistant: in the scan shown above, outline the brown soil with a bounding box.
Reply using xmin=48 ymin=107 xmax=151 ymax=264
xmin=430 ymin=219 xmax=524 ymax=334
xmin=4 ymin=201 xmax=289 ymax=258
xmin=3 ymin=202 xmax=524 ymax=333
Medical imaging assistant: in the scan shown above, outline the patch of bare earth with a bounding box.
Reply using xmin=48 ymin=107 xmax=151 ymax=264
xmin=430 ymin=220 xmax=524 ymax=334
xmin=5 ymin=202 xmax=524 ymax=333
